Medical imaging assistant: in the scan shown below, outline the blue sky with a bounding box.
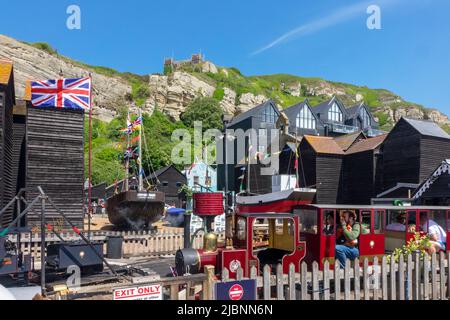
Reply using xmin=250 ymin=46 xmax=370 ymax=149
xmin=2 ymin=0 xmax=450 ymax=114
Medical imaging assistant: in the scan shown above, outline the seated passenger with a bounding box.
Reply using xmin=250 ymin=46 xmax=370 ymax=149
xmin=361 ymin=223 xmax=370 ymax=235
xmin=386 ymin=214 xmax=406 ymax=232
xmin=335 ymin=210 xmax=361 ymax=268
xmin=323 ymin=214 xmax=334 ymax=236
xmin=420 ymin=214 xmax=447 ymax=254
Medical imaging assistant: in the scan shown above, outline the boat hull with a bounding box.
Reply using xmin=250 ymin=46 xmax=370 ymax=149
xmin=236 ymin=188 xmax=316 ymax=214
xmin=106 ymin=191 xmax=165 ymax=230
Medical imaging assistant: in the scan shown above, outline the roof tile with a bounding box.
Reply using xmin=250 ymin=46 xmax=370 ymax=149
xmin=303 ymin=135 xmax=345 ymax=155
xmin=345 ymin=134 xmax=388 ymax=154
xmin=0 ymin=60 xmax=13 ymax=85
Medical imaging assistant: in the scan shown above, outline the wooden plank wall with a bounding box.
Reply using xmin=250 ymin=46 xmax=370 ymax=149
xmin=341 ymin=150 xmax=374 ymax=205
xmin=420 ymin=136 xmax=450 ymax=182
xmin=12 ymin=104 xmax=27 ymax=195
xmin=25 ymin=107 xmax=85 ymax=229
xmin=380 ymin=120 xmax=421 ymax=191
xmin=316 ymin=155 xmax=343 ymax=204
xmin=0 ymin=88 xmax=15 ymax=227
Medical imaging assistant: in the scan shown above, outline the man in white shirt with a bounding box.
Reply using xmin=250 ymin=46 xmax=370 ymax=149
xmin=420 ymin=214 xmax=447 ymax=253
xmin=386 ymin=213 xmax=406 ymax=232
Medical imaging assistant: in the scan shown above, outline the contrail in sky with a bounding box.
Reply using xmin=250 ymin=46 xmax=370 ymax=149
xmin=251 ymin=0 xmax=401 ymax=56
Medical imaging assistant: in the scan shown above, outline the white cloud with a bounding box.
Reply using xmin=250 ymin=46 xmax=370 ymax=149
xmin=251 ymin=0 xmax=400 ymax=56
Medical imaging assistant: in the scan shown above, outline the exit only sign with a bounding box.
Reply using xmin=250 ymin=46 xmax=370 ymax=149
xmin=113 ymin=284 xmax=162 ymax=300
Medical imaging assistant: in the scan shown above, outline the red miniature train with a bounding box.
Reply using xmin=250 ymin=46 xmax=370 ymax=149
xmin=175 ymin=191 xmax=450 ymax=276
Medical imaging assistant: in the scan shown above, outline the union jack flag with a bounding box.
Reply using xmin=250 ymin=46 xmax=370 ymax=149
xmin=31 ymin=77 xmax=92 ymax=110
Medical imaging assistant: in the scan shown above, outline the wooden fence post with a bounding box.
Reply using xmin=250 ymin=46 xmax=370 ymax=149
xmin=448 ymin=251 xmax=450 ymax=300
xmin=276 ymin=264 xmax=284 ymax=301
xmin=334 ymin=261 xmax=341 ymax=301
xmin=222 ymin=268 xmax=229 ymax=282
xmin=250 ymin=266 xmax=257 ymax=282
xmin=363 ymin=258 xmax=369 ymax=300
xmin=288 ymin=263 xmax=296 ymax=301
xmin=390 ymin=254 xmax=396 ymax=300
xmin=439 ymin=252 xmax=446 ymax=300
xmin=431 ymin=253 xmax=438 ymax=300
xmin=263 ymin=265 xmax=271 ymax=301
xmin=312 ymin=262 xmax=319 ymax=301
xmin=300 ymin=262 xmax=308 ymax=301
xmin=406 ymin=254 xmax=413 ymax=301
xmin=423 ymin=254 xmax=430 ymax=300
xmin=414 ymin=252 xmax=421 ymax=300
xmin=373 ymin=257 xmax=379 ymax=301
xmin=398 ymin=255 xmax=405 ymax=300
xmin=323 ymin=261 xmax=330 ymax=301
xmin=203 ymin=265 xmax=215 ymax=301
xmin=344 ymin=260 xmax=351 ymax=300
xmin=170 ymin=284 xmax=179 ymax=300
xmin=236 ymin=267 xmax=244 ymax=281
xmin=382 ymin=256 xmax=388 ymax=300
xmin=353 ymin=258 xmax=360 ymax=301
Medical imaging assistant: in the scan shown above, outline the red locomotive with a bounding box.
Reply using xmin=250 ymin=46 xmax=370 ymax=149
xmin=175 ymin=191 xmax=450 ymax=276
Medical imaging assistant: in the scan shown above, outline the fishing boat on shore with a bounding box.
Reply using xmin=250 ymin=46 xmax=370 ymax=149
xmin=106 ymin=110 xmax=165 ymax=230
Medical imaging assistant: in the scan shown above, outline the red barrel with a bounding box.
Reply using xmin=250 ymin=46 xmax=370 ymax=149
xmin=193 ymin=193 xmax=224 ymax=216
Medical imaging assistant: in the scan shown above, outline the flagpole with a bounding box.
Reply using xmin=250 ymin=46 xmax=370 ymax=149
xmin=138 ymin=109 xmax=143 ymax=191
xmin=88 ymin=74 xmax=93 ymax=240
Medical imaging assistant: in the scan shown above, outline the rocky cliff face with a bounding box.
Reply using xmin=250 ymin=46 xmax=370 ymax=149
xmin=145 ymin=70 xmax=270 ymax=120
xmin=0 ymin=35 xmax=130 ymax=122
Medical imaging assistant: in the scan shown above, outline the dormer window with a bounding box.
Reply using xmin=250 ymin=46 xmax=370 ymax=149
xmin=296 ymin=105 xmax=316 ymax=129
xmin=359 ymin=107 xmax=371 ymax=128
xmin=262 ymin=104 xmax=277 ymax=124
xmin=328 ymin=103 xmax=343 ymax=122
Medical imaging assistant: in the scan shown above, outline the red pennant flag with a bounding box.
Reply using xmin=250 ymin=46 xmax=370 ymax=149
xmin=72 ymin=226 xmax=81 ymax=235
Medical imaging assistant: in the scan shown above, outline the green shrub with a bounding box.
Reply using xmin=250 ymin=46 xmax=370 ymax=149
xmin=213 ymin=87 xmax=225 ymax=101
xmin=31 ymin=42 xmax=57 ymax=55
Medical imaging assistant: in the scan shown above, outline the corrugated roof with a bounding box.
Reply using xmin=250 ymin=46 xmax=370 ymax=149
xmin=402 ymin=117 xmax=450 ymax=139
xmin=303 ymin=135 xmax=345 ymax=155
xmin=0 ymin=60 xmax=13 ymax=85
xmin=346 ymin=133 xmax=388 ymax=154
xmin=334 ymin=131 xmax=366 ymax=151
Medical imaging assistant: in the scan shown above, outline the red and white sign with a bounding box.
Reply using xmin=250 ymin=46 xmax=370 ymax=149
xmin=228 ymin=284 xmax=244 ymax=301
xmin=113 ymin=284 xmax=162 ymax=301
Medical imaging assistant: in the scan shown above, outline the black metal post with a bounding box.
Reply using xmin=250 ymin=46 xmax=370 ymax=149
xmin=40 ymin=194 xmax=46 ymax=296
xmin=88 ymin=209 xmax=91 ymax=241
xmin=183 ymin=212 xmax=191 ymax=249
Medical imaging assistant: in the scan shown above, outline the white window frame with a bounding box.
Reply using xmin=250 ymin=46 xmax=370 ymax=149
xmin=296 ymin=105 xmax=316 ymax=129
xmin=262 ymin=105 xmax=277 ymax=124
xmin=360 ymin=107 xmax=371 ymax=128
xmin=328 ymin=103 xmax=343 ymax=123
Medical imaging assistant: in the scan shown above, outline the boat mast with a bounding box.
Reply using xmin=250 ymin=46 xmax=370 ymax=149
xmin=138 ymin=109 xmax=144 ymax=191
xmin=247 ymin=140 xmax=251 ymax=194
xmin=295 ymin=133 xmax=299 ymax=188
xmin=124 ymin=110 xmax=130 ymax=192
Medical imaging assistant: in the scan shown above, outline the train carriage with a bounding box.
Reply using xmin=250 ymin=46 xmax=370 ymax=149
xmin=176 ymin=191 xmax=449 ymax=277
xmin=295 ymin=204 xmax=450 ymax=270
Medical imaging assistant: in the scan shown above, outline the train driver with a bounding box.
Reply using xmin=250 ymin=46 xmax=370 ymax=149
xmin=335 ymin=210 xmax=361 ymax=268
xmin=420 ymin=214 xmax=447 ymax=254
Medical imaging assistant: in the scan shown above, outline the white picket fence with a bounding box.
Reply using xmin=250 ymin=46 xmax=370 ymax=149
xmin=212 ymin=252 xmax=450 ymax=300
xmin=8 ymin=231 xmax=225 ymax=261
